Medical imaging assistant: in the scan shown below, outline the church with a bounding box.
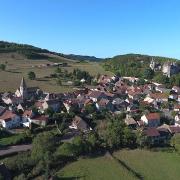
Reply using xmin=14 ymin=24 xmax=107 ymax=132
xmin=15 ymin=77 xmax=41 ymax=101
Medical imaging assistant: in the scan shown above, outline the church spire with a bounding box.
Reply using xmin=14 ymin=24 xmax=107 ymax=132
xmin=20 ymin=77 xmax=27 ymax=89
xmin=20 ymin=77 xmax=27 ymax=100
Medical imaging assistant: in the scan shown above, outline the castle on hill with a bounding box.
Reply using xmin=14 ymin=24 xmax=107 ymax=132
xmin=150 ymin=58 xmax=179 ymax=77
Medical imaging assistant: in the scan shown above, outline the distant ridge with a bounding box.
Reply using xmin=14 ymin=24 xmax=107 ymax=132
xmin=0 ymin=41 xmax=179 ymax=62
xmin=0 ymin=41 xmax=103 ymax=62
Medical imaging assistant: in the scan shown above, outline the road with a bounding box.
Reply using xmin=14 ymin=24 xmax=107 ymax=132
xmin=0 ymin=144 xmax=32 ymax=156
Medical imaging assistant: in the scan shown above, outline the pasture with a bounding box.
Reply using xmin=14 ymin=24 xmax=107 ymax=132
xmin=0 ymin=53 xmax=112 ymax=93
xmin=56 ymin=155 xmax=135 ymax=180
xmin=57 ymin=149 xmax=180 ymax=180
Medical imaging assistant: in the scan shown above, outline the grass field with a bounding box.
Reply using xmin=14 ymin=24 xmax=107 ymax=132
xmin=56 ymin=149 xmax=180 ymax=180
xmin=0 ymin=52 xmax=112 ymax=93
xmin=113 ymin=149 xmax=180 ymax=180
xmin=56 ymin=155 xmax=135 ymax=180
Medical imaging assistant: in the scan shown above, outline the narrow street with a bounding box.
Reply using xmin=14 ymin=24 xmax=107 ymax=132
xmin=0 ymin=144 xmax=32 ymax=157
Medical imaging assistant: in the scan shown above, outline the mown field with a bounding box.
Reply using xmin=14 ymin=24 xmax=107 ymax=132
xmin=56 ymin=154 xmax=135 ymax=180
xmin=57 ymin=149 xmax=180 ymax=180
xmin=113 ymin=149 xmax=180 ymax=180
xmin=0 ymin=52 xmax=112 ymax=93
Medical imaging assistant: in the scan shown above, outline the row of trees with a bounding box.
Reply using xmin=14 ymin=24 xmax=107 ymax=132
xmin=54 ymin=67 xmax=96 ymax=86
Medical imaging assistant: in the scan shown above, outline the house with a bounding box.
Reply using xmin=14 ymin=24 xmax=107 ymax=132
xmin=125 ymin=117 xmax=137 ymax=128
xmin=30 ymin=115 xmax=49 ymax=126
xmin=174 ymin=104 xmax=180 ymax=112
xmin=157 ymin=126 xmax=171 ymax=144
xmin=112 ymin=98 xmax=128 ymax=111
xmin=123 ymin=77 xmax=139 ymax=83
xmin=88 ymin=91 xmax=106 ymax=102
xmin=155 ymin=85 xmax=170 ymax=94
xmin=69 ymin=116 xmax=91 ymax=132
xmin=148 ymin=93 xmax=168 ymax=103
xmin=175 ymin=114 xmax=180 ymax=126
xmin=22 ymin=110 xmax=48 ymax=127
xmin=141 ymin=113 xmax=160 ymax=127
xmin=63 ymin=100 xmax=80 ymax=113
xmin=127 ymin=90 xmax=142 ymax=100
xmin=2 ymin=93 xmax=23 ymax=105
xmin=168 ymin=125 xmax=180 ymax=134
xmin=172 ymin=86 xmax=180 ymax=94
xmin=0 ymin=106 xmax=6 ymax=115
xmin=98 ymin=75 xmax=111 ymax=84
xmin=44 ymin=93 xmax=57 ymax=101
xmin=127 ymin=104 xmax=139 ymax=113
xmin=143 ymin=96 xmax=154 ymax=104
xmin=137 ymin=120 xmax=144 ymax=127
xmin=169 ymin=93 xmax=178 ymax=100
xmin=42 ymin=100 xmax=61 ymax=112
xmin=96 ymin=98 xmax=113 ymax=111
xmin=144 ymin=127 xmax=160 ymax=145
xmin=0 ymin=110 xmax=21 ymax=129
xmin=34 ymin=101 xmax=44 ymax=112
xmin=156 ymin=124 xmax=180 ymax=135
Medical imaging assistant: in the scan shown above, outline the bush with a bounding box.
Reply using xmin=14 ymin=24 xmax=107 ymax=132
xmin=28 ymin=71 xmax=36 ymax=80
xmin=0 ymin=64 xmax=6 ymax=71
xmin=55 ymin=142 xmax=76 ymax=157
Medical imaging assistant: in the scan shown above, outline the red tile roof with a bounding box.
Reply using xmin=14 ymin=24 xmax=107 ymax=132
xmin=23 ymin=110 xmax=33 ymax=117
xmin=149 ymin=93 xmax=168 ymax=99
xmin=144 ymin=128 xmax=160 ymax=137
xmin=169 ymin=126 xmax=180 ymax=134
xmin=31 ymin=115 xmax=48 ymax=121
xmin=0 ymin=110 xmax=16 ymax=122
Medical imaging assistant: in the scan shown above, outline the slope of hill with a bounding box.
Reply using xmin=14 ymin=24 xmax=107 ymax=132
xmin=102 ymin=53 xmax=180 ymax=77
xmin=0 ymin=41 xmax=102 ymax=62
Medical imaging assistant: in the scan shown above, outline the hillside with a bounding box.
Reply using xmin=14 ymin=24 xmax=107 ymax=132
xmin=0 ymin=42 xmax=111 ymax=93
xmin=102 ymin=53 xmax=180 ymax=77
xmin=0 ymin=41 xmax=102 ymax=62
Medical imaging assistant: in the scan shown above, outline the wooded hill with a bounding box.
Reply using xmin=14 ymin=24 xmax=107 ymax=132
xmin=0 ymin=41 xmax=102 ymax=62
xmin=102 ymin=54 xmax=180 ymax=77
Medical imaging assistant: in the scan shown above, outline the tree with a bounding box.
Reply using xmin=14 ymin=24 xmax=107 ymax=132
xmin=86 ymin=132 xmax=100 ymax=153
xmin=105 ymin=116 xmax=126 ymax=149
xmin=72 ymin=135 xmax=87 ymax=156
xmin=154 ymin=73 xmax=169 ymax=85
xmin=85 ymin=104 xmax=96 ymax=114
xmin=28 ymin=71 xmax=36 ymax=80
xmin=0 ymin=64 xmax=6 ymax=71
xmin=31 ymin=132 xmax=55 ymax=161
xmin=55 ymin=67 xmax=62 ymax=74
xmin=55 ymin=142 xmax=76 ymax=157
xmin=171 ymin=134 xmax=180 ymax=153
xmin=56 ymin=78 xmax=62 ymax=85
xmin=143 ymin=68 xmax=154 ymax=80
xmin=137 ymin=78 xmax=145 ymax=85
xmin=44 ymin=107 xmax=55 ymax=117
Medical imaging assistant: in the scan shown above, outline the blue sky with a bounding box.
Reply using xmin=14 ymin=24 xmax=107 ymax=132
xmin=0 ymin=0 xmax=180 ymax=58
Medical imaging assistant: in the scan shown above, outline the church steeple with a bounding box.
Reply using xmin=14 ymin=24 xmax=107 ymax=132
xmin=20 ymin=77 xmax=27 ymax=99
xmin=20 ymin=77 xmax=27 ymax=89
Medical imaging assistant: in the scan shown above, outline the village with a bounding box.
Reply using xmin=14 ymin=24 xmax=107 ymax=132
xmin=0 ymin=59 xmax=180 ymax=148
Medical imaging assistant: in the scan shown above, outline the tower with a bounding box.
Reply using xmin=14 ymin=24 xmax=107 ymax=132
xmin=150 ymin=58 xmax=156 ymax=71
xmin=20 ymin=77 xmax=27 ymax=99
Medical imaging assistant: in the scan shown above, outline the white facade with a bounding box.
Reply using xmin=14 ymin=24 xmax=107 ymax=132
xmin=0 ymin=115 xmax=21 ymax=129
